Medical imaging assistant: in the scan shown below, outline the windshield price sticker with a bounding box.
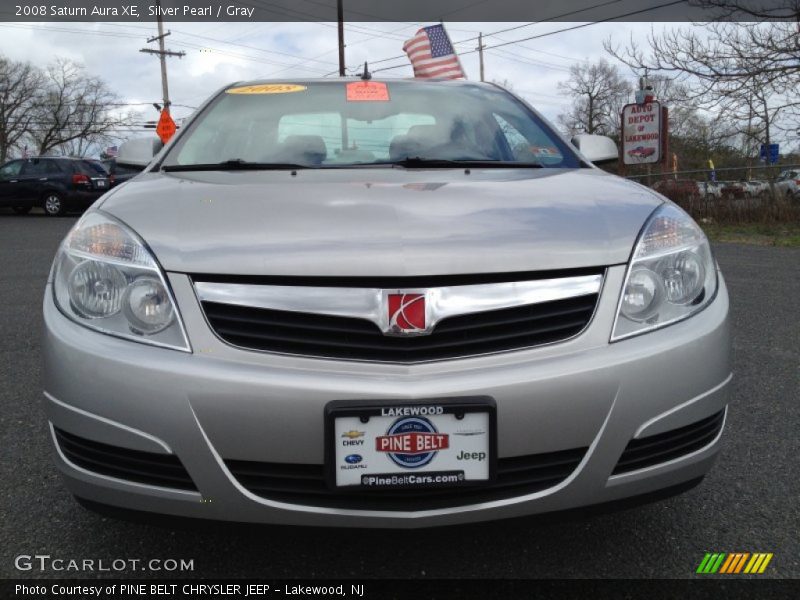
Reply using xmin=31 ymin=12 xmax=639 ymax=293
xmin=346 ymin=82 xmax=390 ymax=102
xmin=226 ymin=84 xmax=307 ymax=95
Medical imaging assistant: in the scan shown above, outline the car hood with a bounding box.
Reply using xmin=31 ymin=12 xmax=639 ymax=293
xmin=100 ymin=168 xmax=662 ymax=277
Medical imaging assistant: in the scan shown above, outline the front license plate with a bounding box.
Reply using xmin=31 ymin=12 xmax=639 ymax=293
xmin=325 ymin=398 xmax=496 ymax=489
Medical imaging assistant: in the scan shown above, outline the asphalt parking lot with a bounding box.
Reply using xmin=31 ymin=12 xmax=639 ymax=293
xmin=1 ymin=211 xmax=798 ymax=579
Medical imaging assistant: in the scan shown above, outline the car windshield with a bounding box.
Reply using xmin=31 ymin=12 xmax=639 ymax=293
xmin=81 ymin=160 xmax=108 ymax=175
xmin=162 ymin=81 xmax=580 ymax=170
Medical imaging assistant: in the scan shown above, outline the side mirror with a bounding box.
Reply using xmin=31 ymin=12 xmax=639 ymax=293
xmin=116 ymin=137 xmax=164 ymax=168
xmin=571 ymin=134 xmax=618 ymax=164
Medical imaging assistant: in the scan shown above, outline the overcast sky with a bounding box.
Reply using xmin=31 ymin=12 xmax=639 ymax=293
xmin=7 ymin=18 xmax=796 ymax=155
xmin=0 ymin=21 xmax=677 ymax=127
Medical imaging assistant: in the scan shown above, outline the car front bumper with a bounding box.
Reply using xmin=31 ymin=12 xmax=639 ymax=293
xmin=42 ymin=266 xmax=731 ymax=528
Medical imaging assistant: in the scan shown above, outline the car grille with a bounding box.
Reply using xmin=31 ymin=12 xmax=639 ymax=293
xmin=613 ymin=409 xmax=726 ymax=475
xmin=200 ymin=293 xmax=599 ymax=362
xmin=225 ymin=447 xmax=587 ymax=511
xmin=53 ymin=427 xmax=196 ymax=491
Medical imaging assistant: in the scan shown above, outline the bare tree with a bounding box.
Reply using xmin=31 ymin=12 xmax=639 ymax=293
xmin=604 ymin=16 xmax=799 ymax=162
xmin=0 ymin=57 xmax=44 ymax=161
xmin=557 ymin=59 xmax=633 ymax=137
xmin=29 ymin=58 xmax=135 ymax=156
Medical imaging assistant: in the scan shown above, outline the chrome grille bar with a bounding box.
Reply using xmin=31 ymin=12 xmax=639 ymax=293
xmin=194 ymin=274 xmax=603 ymax=333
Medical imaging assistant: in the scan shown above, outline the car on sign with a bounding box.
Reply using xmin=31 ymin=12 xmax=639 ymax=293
xmin=0 ymin=156 xmax=110 ymax=216
xmin=627 ymin=146 xmax=656 ymax=159
xmin=43 ymin=79 xmax=730 ymax=527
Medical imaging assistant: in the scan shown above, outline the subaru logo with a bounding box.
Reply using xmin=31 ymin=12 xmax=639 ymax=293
xmin=344 ymin=454 xmax=363 ymax=465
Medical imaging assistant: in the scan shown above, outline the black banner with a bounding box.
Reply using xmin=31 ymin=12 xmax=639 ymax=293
xmin=1 ymin=0 xmax=797 ymax=23
xmin=3 ymin=579 xmax=800 ymax=600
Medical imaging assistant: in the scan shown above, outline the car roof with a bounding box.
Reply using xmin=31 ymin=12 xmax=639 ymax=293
xmin=225 ymin=77 xmax=497 ymax=89
xmin=21 ymin=156 xmax=98 ymax=162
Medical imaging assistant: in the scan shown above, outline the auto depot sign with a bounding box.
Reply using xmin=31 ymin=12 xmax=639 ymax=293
xmin=622 ymin=101 xmax=663 ymax=165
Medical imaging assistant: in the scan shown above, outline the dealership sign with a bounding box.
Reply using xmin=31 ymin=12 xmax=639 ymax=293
xmin=622 ymin=101 xmax=662 ymax=165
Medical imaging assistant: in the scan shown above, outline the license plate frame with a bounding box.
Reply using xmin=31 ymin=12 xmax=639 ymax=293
xmin=324 ymin=397 xmax=497 ymax=491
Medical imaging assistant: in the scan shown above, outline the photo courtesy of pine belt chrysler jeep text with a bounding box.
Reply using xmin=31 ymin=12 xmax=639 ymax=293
xmin=42 ymin=79 xmax=731 ymax=527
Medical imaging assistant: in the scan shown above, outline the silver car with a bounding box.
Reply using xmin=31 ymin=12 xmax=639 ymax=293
xmin=43 ymin=79 xmax=731 ymax=528
xmin=775 ymin=169 xmax=799 ymax=201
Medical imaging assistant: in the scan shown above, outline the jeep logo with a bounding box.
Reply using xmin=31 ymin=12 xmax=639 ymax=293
xmin=456 ymin=451 xmax=487 ymax=461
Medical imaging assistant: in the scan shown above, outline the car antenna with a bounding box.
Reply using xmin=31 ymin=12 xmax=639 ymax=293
xmin=360 ymin=62 xmax=372 ymax=80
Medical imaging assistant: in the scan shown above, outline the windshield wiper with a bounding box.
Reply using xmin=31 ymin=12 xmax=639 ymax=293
xmin=162 ymin=159 xmax=312 ymax=172
xmin=386 ymin=157 xmax=544 ymax=169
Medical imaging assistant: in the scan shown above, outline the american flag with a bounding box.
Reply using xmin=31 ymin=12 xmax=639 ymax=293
xmin=105 ymin=145 xmax=119 ymax=157
xmin=402 ymin=24 xmax=465 ymax=80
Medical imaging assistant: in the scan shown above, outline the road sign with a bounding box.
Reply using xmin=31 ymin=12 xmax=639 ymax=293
xmin=759 ymin=143 xmax=779 ymax=164
xmin=156 ymin=109 xmax=177 ymax=144
xmin=621 ymin=101 xmax=662 ymax=165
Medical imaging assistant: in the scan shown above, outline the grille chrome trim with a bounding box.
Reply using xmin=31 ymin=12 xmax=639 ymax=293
xmin=225 ymin=446 xmax=588 ymax=511
xmin=194 ymin=274 xmax=603 ymax=334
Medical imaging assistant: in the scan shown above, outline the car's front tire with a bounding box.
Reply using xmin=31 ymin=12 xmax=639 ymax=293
xmin=42 ymin=193 xmax=65 ymax=216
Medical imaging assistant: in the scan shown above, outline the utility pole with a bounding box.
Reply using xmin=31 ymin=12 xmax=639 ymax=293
xmin=139 ymin=0 xmax=185 ymax=111
xmin=337 ymin=0 xmax=345 ymax=77
xmin=477 ymin=32 xmax=485 ymax=82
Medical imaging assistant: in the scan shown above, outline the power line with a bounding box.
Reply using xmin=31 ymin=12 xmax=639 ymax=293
xmin=481 ymin=1 xmax=687 ymax=52
xmin=0 ymin=20 xmax=338 ymax=72
xmin=371 ymin=0 xmax=688 ymax=75
xmin=361 ymin=0 xmax=629 ymax=70
xmin=485 ymin=48 xmax=573 ymax=73
xmin=0 ymin=22 xmax=335 ymax=73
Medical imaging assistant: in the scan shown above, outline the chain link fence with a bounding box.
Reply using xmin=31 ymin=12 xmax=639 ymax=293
xmin=625 ymin=164 xmax=800 ymax=223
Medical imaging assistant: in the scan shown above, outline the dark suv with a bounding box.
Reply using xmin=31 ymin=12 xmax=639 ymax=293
xmin=102 ymin=158 xmax=144 ymax=187
xmin=0 ymin=156 xmax=110 ymax=216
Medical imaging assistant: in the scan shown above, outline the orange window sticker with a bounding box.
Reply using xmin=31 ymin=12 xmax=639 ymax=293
xmin=226 ymin=84 xmax=307 ymax=95
xmin=346 ymin=81 xmax=389 ymax=102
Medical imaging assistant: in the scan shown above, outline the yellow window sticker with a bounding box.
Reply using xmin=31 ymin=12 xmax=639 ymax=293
xmin=226 ymin=84 xmax=307 ymax=95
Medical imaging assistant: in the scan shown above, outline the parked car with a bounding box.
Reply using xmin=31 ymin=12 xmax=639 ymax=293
xmin=719 ymin=181 xmax=746 ymax=201
xmin=102 ymin=158 xmax=145 ymax=187
xmin=651 ymin=178 xmax=701 ymax=203
xmin=775 ymin=169 xmax=799 ymax=201
xmin=627 ymin=146 xmax=656 ymax=159
xmin=702 ymin=180 xmax=723 ymax=201
xmin=43 ymin=78 xmax=730 ymax=527
xmin=0 ymin=156 xmax=110 ymax=216
xmin=742 ymin=180 xmax=769 ymax=199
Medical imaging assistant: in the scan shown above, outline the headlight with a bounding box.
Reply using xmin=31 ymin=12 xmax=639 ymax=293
xmin=52 ymin=210 xmax=190 ymax=351
xmin=611 ymin=204 xmax=717 ymax=341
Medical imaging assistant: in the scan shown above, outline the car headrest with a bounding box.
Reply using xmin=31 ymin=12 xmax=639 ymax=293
xmin=407 ymin=124 xmax=446 ymax=143
xmin=280 ymin=135 xmax=327 ymax=165
xmin=389 ymin=135 xmax=422 ymax=161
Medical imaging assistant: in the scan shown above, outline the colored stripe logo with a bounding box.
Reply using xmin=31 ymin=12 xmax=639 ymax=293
xmin=696 ymin=553 xmax=773 ymax=574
